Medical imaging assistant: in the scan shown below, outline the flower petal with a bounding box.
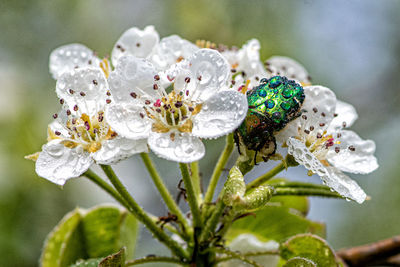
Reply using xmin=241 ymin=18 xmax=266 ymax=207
xmin=92 ymin=137 xmax=148 ymax=164
xmin=36 ymin=139 xmax=93 ymax=185
xmin=174 ymin=49 xmax=230 ymax=102
xmin=150 ymin=35 xmax=199 ymax=70
xmin=56 ymin=68 xmax=109 ymax=116
xmin=327 ymin=130 xmax=378 ymax=174
xmin=265 ymin=56 xmax=310 ymax=85
xmin=148 ymin=131 xmax=205 ymax=163
xmin=287 ymin=137 xmax=367 ymax=203
xmin=192 ymin=90 xmax=248 ymax=139
xmin=323 ymin=166 xmax=367 ymax=203
xmin=327 ymin=100 xmax=358 ymax=131
xmin=221 ymin=234 xmax=279 ymax=267
xmin=49 ymin=44 xmax=100 ymax=79
xmin=108 ymin=56 xmax=158 ymax=103
xmin=276 ymin=85 xmax=337 ymax=144
xmin=111 ymin=25 xmax=159 ymax=66
xmin=287 ymin=137 xmax=329 ymax=177
xmin=105 ymin=103 xmax=151 ymax=140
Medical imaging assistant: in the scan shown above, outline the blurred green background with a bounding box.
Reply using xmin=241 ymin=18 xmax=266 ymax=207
xmin=1 ymin=0 xmax=399 ymax=266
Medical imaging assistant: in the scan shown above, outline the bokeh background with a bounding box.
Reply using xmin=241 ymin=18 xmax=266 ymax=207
xmin=1 ymin=0 xmax=399 ymax=266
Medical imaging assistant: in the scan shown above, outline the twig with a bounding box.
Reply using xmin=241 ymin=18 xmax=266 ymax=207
xmin=337 ymin=235 xmax=400 ymax=266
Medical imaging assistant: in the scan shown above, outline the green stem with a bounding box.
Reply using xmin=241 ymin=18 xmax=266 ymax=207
xmin=140 ymin=153 xmax=191 ymax=237
xmin=190 ymin=161 xmax=203 ymax=204
xmin=100 ymin=165 xmax=189 ymax=260
xmin=246 ymin=161 xmax=285 ymax=190
xmin=211 ymin=248 xmax=263 ymax=267
xmin=83 ymin=169 xmax=128 ymax=208
xmin=125 ymin=256 xmax=186 ymax=266
xmin=179 ymin=163 xmax=202 ymax=228
xmin=199 ymin=200 xmax=225 ymax=242
xmin=271 ymin=181 xmax=333 ymax=189
xmin=204 ymin=133 xmax=234 ymax=206
xmin=273 ymin=187 xmax=343 ymax=198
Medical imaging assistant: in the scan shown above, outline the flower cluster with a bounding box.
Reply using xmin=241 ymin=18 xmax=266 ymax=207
xmin=27 ymin=25 xmax=377 ymax=204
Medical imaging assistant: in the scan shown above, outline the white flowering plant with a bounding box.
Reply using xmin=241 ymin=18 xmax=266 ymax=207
xmin=26 ymin=26 xmax=379 ymax=267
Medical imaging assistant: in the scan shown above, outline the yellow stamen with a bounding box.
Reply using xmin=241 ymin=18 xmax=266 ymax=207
xmin=25 ymin=152 xmax=40 ymax=162
xmin=178 ymin=119 xmax=193 ymax=133
xmin=100 ymin=58 xmax=111 ymax=78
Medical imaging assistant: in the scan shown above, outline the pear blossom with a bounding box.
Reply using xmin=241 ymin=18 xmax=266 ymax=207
xmin=33 ymin=68 xmax=148 ymax=185
xmin=221 ymin=39 xmax=268 ymax=91
xmin=276 ymin=85 xmax=378 ymax=203
xmin=49 ymin=26 xmax=160 ymax=80
xmin=105 ymin=49 xmax=248 ymax=162
xmin=264 ymin=56 xmax=312 ymax=86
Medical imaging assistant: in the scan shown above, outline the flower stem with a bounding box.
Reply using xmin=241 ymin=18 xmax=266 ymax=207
xmin=83 ymin=169 xmax=128 ymax=208
xmin=100 ymin=164 xmax=189 ymax=260
xmin=199 ymin=200 xmax=225 ymax=243
xmin=179 ymin=163 xmax=202 ymax=228
xmin=273 ymin=187 xmax=343 ymax=198
xmin=140 ymin=153 xmax=191 ymax=237
xmin=246 ymin=161 xmax=286 ymax=190
xmin=204 ymin=133 xmax=234 ymax=206
xmin=190 ymin=161 xmax=203 ymax=204
xmin=125 ymin=256 xmax=186 ymax=266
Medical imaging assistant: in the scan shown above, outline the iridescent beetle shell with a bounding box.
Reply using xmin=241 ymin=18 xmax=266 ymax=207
xmin=234 ymin=76 xmax=305 ymax=160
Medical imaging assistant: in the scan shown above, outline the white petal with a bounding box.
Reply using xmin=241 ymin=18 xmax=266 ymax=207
xmin=111 ymin=25 xmax=159 ymax=66
xmin=49 ymin=44 xmax=100 ymax=79
xmin=192 ymin=90 xmax=248 ymax=139
xmin=287 ymin=137 xmax=329 ymax=177
xmin=92 ymin=137 xmax=148 ymax=164
xmin=105 ymin=103 xmax=151 ymax=140
xmin=150 ymin=35 xmax=199 ymax=70
xmin=48 ymin=119 xmax=70 ymax=138
xmin=108 ymin=56 xmax=158 ymax=103
xmin=174 ymin=49 xmax=230 ymax=102
xmin=56 ymin=68 xmax=109 ymax=116
xmin=287 ymin=138 xmax=367 ymax=203
xmin=36 ymin=140 xmax=93 ymax=185
xmin=327 ymin=130 xmax=378 ymax=174
xmin=265 ymin=56 xmax=310 ymax=84
xmin=238 ymin=39 xmax=267 ymax=77
xmin=220 ymin=234 xmax=279 ymax=267
xmin=327 ymin=100 xmax=358 ymax=131
xmin=323 ymin=166 xmax=367 ymax=203
xmin=276 ymin=85 xmax=337 ymax=144
xmin=302 ymin=85 xmax=337 ymax=131
xmin=148 ymin=131 xmax=205 ymax=163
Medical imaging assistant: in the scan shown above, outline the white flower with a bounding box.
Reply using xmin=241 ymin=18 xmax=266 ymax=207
xmin=218 ymin=234 xmax=279 ymax=267
xmin=105 ymin=49 xmax=248 ymax=163
xmin=265 ymin=56 xmax=311 ymax=86
xmin=111 ymin=25 xmax=159 ymax=67
xmin=276 ymin=86 xmax=378 ymax=203
xmin=34 ymin=68 xmax=148 ymax=185
xmin=49 ymin=26 xmax=160 ymax=80
xmin=221 ymin=39 xmax=268 ymax=91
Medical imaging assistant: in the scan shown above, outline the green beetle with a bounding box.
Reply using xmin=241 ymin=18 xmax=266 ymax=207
xmin=234 ymin=76 xmax=305 ymax=161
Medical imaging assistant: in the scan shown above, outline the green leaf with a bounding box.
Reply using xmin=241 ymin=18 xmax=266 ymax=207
xmin=41 ymin=209 xmax=87 ymax=267
xmin=280 ymin=234 xmax=337 ymax=267
xmin=283 ymin=257 xmax=316 ymax=267
xmin=81 ymin=206 xmax=138 ymax=259
xmin=99 ymin=248 xmax=126 ymax=267
xmin=266 ymin=179 xmax=309 ymax=216
xmin=70 ymin=258 xmax=102 ymax=267
xmin=225 ymin=206 xmax=325 ymax=244
xmin=40 ymin=205 xmax=139 ymax=267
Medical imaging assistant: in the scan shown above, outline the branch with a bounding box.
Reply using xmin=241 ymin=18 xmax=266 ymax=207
xmin=337 ymin=235 xmax=400 ymax=266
